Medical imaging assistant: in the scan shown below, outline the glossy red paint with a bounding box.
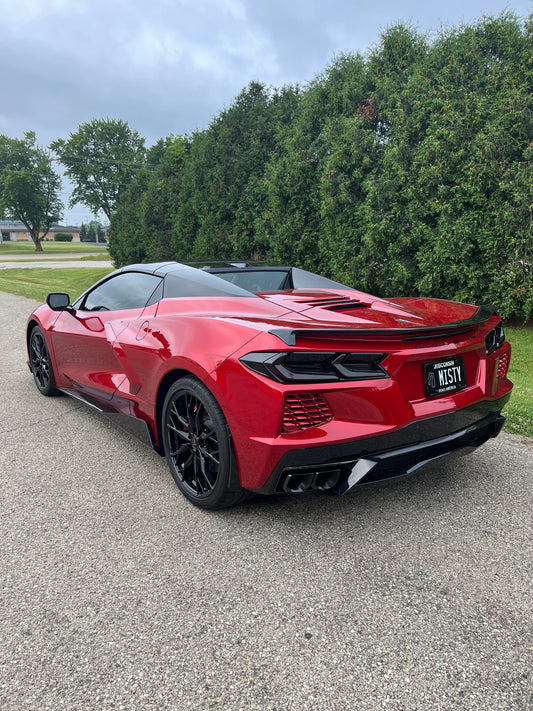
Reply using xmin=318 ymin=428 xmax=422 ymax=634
xmin=27 ymin=263 xmax=513 ymax=507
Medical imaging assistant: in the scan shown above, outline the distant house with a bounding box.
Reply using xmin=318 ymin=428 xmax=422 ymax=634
xmin=0 ymin=221 xmax=81 ymax=243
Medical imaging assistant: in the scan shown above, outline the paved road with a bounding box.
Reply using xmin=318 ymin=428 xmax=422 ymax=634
xmin=0 ymin=253 xmax=109 ymax=261
xmin=0 ymin=254 xmax=112 ymax=270
xmin=1 ymin=291 xmax=531 ymax=711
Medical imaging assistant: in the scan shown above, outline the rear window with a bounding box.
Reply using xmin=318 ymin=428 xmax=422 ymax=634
xmin=210 ymin=267 xmax=353 ymax=292
xmin=213 ymin=270 xmax=291 ymax=292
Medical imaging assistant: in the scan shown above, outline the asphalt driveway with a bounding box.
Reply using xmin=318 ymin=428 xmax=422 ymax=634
xmin=1 ymin=291 xmax=531 ymax=711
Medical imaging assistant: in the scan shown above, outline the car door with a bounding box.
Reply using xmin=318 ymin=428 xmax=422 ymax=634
xmin=50 ymin=272 xmax=163 ymax=401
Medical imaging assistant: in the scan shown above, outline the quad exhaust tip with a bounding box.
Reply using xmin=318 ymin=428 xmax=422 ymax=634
xmin=280 ymin=468 xmax=342 ymax=493
xmin=278 ymin=458 xmax=379 ymax=495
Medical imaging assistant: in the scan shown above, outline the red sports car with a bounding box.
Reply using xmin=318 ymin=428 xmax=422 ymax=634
xmin=27 ymin=262 xmax=512 ymax=508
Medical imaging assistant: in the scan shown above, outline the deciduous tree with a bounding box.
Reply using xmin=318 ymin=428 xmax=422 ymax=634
xmin=0 ymin=132 xmax=63 ymax=252
xmin=51 ymin=118 xmax=145 ymax=221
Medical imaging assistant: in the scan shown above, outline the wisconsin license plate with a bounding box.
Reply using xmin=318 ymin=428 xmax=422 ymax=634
xmin=423 ymin=356 xmax=467 ymax=397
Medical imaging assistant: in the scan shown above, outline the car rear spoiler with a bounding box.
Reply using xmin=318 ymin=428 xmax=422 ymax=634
xmin=268 ymin=305 xmax=495 ymax=346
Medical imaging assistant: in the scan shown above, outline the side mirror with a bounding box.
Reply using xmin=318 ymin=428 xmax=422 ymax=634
xmin=46 ymin=293 xmax=71 ymax=311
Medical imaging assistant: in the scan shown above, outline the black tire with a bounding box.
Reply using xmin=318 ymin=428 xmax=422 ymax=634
xmin=162 ymin=376 xmax=246 ymax=509
xmin=29 ymin=326 xmax=58 ymax=396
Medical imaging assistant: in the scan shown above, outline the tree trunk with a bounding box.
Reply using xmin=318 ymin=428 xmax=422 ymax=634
xmin=31 ymin=233 xmax=43 ymax=252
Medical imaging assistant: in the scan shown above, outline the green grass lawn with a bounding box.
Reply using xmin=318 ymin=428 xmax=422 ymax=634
xmin=503 ymin=325 xmax=533 ymax=438
xmin=0 ymin=242 xmax=108 ymax=255
xmin=0 ymin=267 xmax=113 ymax=302
xmin=0 ymin=267 xmax=530 ymax=438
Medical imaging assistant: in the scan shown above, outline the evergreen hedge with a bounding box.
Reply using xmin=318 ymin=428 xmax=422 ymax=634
xmin=108 ymin=14 xmax=532 ymax=319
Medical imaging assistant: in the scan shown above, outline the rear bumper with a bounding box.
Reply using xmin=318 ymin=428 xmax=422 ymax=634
xmin=255 ymin=395 xmax=510 ymax=495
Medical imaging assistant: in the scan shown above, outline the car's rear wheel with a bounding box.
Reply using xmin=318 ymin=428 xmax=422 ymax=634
xmin=29 ymin=326 xmax=58 ymax=396
xmin=162 ymin=376 xmax=246 ymax=509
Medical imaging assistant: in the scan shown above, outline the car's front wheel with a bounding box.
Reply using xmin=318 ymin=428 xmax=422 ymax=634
xmin=162 ymin=376 xmax=246 ymax=509
xmin=29 ymin=326 xmax=58 ymax=396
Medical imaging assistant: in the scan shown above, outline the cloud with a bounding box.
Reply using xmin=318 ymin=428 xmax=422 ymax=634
xmin=1 ymin=0 xmax=530 ymax=148
xmin=0 ymin=0 xmax=86 ymax=26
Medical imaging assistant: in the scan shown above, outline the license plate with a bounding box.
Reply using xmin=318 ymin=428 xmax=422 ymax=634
xmin=423 ymin=357 xmax=467 ymax=397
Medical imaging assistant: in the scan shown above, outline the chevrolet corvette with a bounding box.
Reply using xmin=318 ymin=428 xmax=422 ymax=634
xmin=27 ymin=261 xmax=512 ymax=508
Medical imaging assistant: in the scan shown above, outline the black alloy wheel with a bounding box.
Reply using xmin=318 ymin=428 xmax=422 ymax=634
xmin=30 ymin=326 xmax=58 ymax=396
xmin=162 ymin=376 xmax=245 ymax=509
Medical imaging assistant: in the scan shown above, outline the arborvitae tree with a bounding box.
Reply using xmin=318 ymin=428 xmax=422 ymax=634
xmin=360 ymin=24 xmax=429 ymax=295
xmin=108 ymin=169 xmax=152 ymax=265
xmin=411 ymin=14 xmax=533 ymax=319
xmin=172 ymin=82 xmax=290 ymax=261
xmin=143 ymin=135 xmax=187 ymax=262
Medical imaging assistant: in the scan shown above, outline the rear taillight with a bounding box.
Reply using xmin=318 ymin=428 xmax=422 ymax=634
xmin=240 ymin=351 xmax=389 ymax=383
xmin=485 ymin=322 xmax=505 ymax=355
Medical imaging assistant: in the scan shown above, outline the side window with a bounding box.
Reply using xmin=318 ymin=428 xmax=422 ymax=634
xmin=146 ymin=279 xmax=164 ymax=307
xmin=81 ymin=273 xmax=163 ymax=312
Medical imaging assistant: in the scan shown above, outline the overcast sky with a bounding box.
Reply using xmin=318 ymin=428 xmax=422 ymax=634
xmin=1 ymin=0 xmax=531 ymax=225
